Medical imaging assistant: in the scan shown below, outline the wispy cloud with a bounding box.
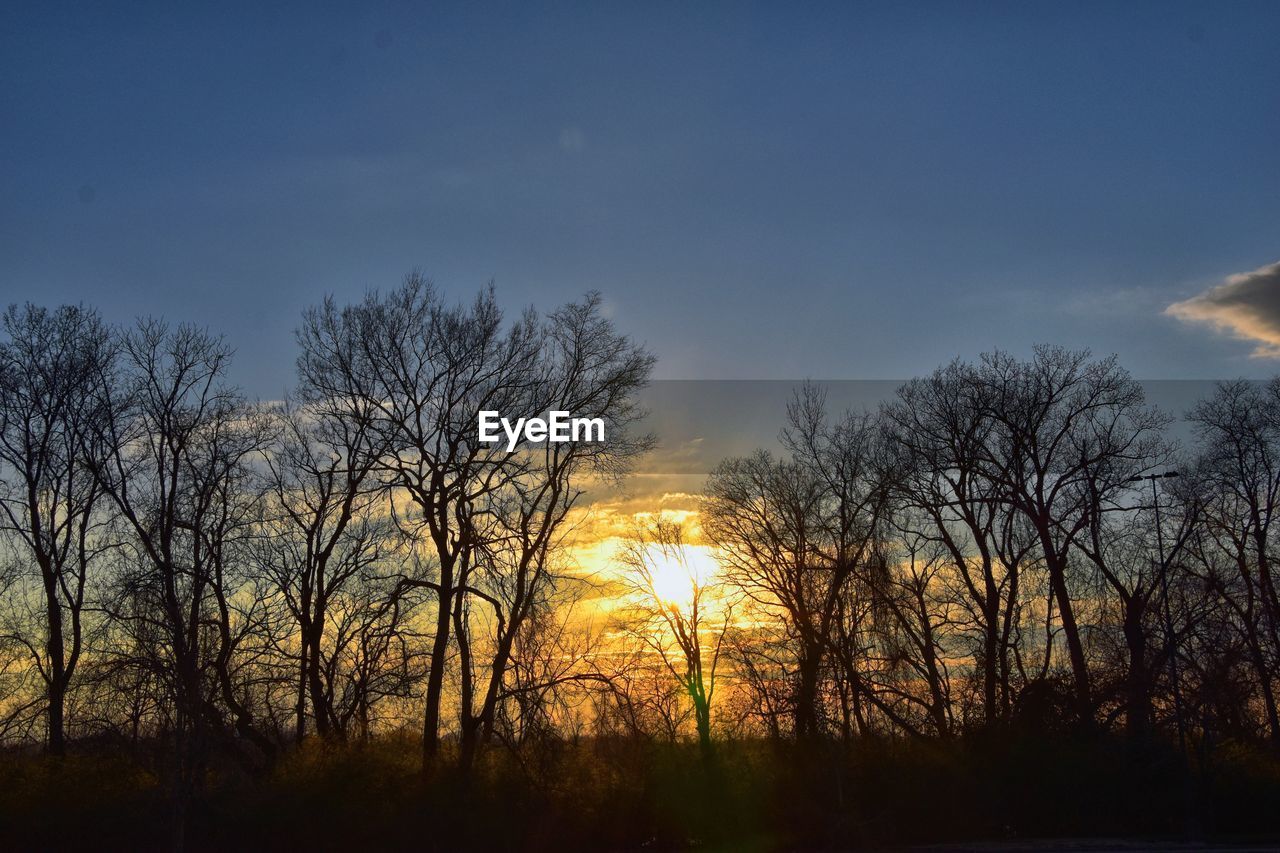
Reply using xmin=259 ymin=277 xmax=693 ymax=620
xmin=1165 ymin=261 xmax=1280 ymax=358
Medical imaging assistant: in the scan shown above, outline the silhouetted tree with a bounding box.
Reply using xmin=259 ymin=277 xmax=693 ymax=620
xmin=617 ymin=517 xmax=730 ymax=761
xmin=963 ymin=347 xmax=1169 ymax=726
xmin=883 ymin=362 xmax=1023 ymax=729
xmin=1186 ymin=379 xmax=1280 ymax=743
xmin=297 ymin=279 xmax=653 ymax=769
xmin=86 ymin=319 xmax=274 ymax=850
xmin=704 ymin=384 xmax=888 ymax=739
xmin=258 ymin=399 xmax=394 ymax=740
xmin=0 ymin=304 xmax=114 ymax=755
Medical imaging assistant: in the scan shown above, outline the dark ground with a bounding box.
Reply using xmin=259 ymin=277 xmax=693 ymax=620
xmin=2 ymin=732 xmax=1278 ymax=852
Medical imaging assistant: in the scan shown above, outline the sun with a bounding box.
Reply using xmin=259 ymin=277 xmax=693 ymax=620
xmin=642 ymin=543 xmax=718 ymax=608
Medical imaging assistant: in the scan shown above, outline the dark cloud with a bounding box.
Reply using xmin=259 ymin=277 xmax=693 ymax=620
xmin=1166 ymin=261 xmax=1280 ymax=358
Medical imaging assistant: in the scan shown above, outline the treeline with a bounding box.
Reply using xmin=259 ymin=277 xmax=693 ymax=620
xmin=3 ymin=279 xmax=1280 ymax=847
xmin=0 ymin=278 xmax=655 ymax=848
xmin=695 ymin=358 xmax=1280 ymax=752
xmin=613 ymin=353 xmax=1280 ymax=766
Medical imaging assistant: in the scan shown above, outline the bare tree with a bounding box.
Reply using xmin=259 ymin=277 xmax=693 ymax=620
xmin=964 ymin=347 xmax=1170 ymax=726
xmin=1077 ymin=471 xmax=1192 ymax=744
xmin=86 ymin=319 xmax=273 ymax=850
xmin=616 ymin=517 xmax=729 ymax=761
xmin=704 ymin=385 xmax=888 ymax=740
xmin=258 ymin=399 xmax=392 ymax=740
xmin=298 ymin=277 xmax=545 ymax=765
xmin=298 ymin=278 xmax=653 ymax=768
xmin=1185 ymin=379 xmax=1280 ymax=743
xmin=862 ymin=511 xmax=956 ymax=737
xmin=883 ymin=362 xmax=1022 ymax=729
xmin=0 ymin=304 xmax=115 ymax=754
xmin=451 ymin=294 xmax=654 ymax=772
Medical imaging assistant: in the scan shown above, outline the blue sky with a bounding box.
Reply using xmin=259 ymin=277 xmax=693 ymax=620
xmin=3 ymin=1 xmax=1279 ymax=396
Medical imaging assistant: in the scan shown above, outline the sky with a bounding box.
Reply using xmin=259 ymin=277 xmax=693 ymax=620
xmin=3 ymin=1 xmax=1279 ymax=398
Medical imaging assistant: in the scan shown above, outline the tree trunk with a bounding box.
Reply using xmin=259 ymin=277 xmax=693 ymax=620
xmin=1245 ymin=630 xmax=1280 ymax=744
xmin=694 ymin=694 xmax=713 ymax=763
xmin=421 ymin=558 xmax=453 ymax=767
xmin=1045 ymin=547 xmax=1091 ymax=725
xmin=1122 ymin=601 xmax=1152 ymax=744
xmin=795 ymin=645 xmax=822 ymax=740
xmin=982 ymin=593 xmax=999 ymax=727
xmin=44 ymin=572 xmax=66 ymax=756
xmin=306 ymin=612 xmax=329 ymax=738
xmin=47 ymin=678 xmax=66 ymax=756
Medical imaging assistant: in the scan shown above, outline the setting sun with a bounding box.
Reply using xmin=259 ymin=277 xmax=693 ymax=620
xmin=640 ymin=542 xmax=719 ymax=607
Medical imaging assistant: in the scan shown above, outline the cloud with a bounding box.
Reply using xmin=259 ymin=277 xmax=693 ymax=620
xmin=1165 ymin=261 xmax=1280 ymax=358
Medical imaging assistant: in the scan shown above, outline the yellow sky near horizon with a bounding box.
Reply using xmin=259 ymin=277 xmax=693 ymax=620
xmin=560 ymin=483 xmax=723 ymax=617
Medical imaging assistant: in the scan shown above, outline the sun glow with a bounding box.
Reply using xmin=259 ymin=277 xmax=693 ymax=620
xmin=640 ymin=543 xmax=719 ymax=608
xmin=565 ymin=502 xmax=726 ymax=617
